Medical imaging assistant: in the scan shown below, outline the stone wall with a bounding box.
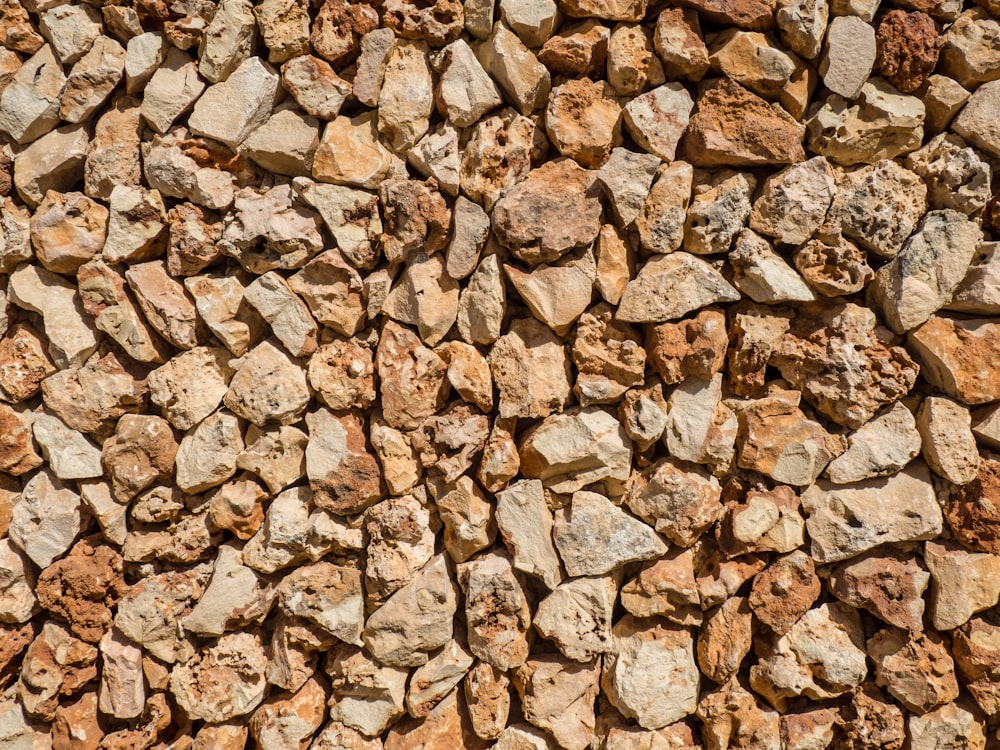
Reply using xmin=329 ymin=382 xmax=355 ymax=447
xmin=1 ymin=0 xmax=1000 ymax=747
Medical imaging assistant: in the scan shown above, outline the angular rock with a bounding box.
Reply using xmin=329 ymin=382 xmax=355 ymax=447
xmin=535 ymin=575 xmax=618 ymax=662
xmin=478 ymin=23 xmax=551 ymax=115
xmin=908 ymin=316 xmax=1000 ymax=404
xmin=458 ymin=550 xmax=532 ymax=670
xmin=515 ymin=656 xmax=600 ymax=750
xmin=820 ymin=16 xmax=876 ymax=99
xmin=617 ymin=253 xmax=740 ymax=323
xmin=825 ymin=402 xmax=922 ymax=483
xmin=868 ymin=628 xmax=959 ymax=714
xmin=495 ymin=479 xmax=563 ymax=590
xmin=174 ymin=410 xmax=244 ymax=493
xmin=224 ymin=339 xmax=311 ymax=427
xmin=625 ymin=457 xmax=722 ymax=546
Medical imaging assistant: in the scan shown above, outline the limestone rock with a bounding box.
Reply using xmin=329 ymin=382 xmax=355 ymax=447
xmin=174 ymin=410 xmax=244 ymax=493
xmin=535 ymin=575 xmax=618 ymax=662
xmin=828 ymin=547 xmax=929 ymax=631
xmin=924 ymin=540 xmax=1000 ymax=631
xmin=27 ymin=195 xmax=106 ymax=273
xmin=13 ymin=125 xmax=89 ymax=209
xmin=868 ymin=628 xmax=959 ymax=713
xmin=748 ymin=156 xmax=835 ymax=246
xmin=906 ymin=133 xmax=991 ymax=216
xmin=620 ymin=548 xmax=702 ymax=626
xmin=697 ymin=596 xmax=752 ymax=684
xmin=622 ymin=83 xmax=694 ymax=162
xmin=305 ymin=409 xmax=381 ymax=515
xmin=625 ymin=457 xmax=722 ymax=546
xmin=124 ymin=260 xmax=201 ymax=349
xmin=326 ymin=644 xmax=407 ymax=736
xmin=709 ymin=29 xmax=795 ymax=98
xmin=376 ymin=321 xmax=449 ymax=430
xmin=224 ymin=340 xmax=311 ymax=427
xmin=489 ymin=318 xmax=571 ymax=419
xmin=794 ymin=233 xmax=873 ymax=297
xmin=749 ymin=550 xmax=821 ymax=635
xmin=0 ymin=45 xmax=65 ymax=144
xmin=952 ymin=80 xmax=1000 ymax=159
xmin=908 ymin=702 xmax=986 ymax=750
xmin=31 ymin=413 xmax=102 ymax=481
xmin=0 ymin=324 xmax=55 ymax=404
xmin=825 ymin=402 xmax=922 ymax=483
xmin=617 ymin=253 xmax=740 ymax=323
xmin=917 ymin=396 xmax=980 ymax=485
xmin=281 ymin=55 xmax=352 ymax=120
xmin=170 ymin=631 xmax=268 ymax=722
xmin=635 ymin=161 xmax=693 ymax=254
xmin=9 ymin=470 xmax=84 ymax=568
xmin=478 ymin=23 xmax=551 ymax=115
xmin=729 ymin=229 xmax=817 ymax=304
xmin=458 ymin=550 xmax=532 ymax=670
xmin=908 ymin=316 xmax=1000 ymax=404
xmin=495 ymin=479 xmax=563 ymax=589
xmin=607 ymin=22 xmax=664 ymax=96
xmin=278 ymin=562 xmax=363 ymax=644
xmin=313 ymin=112 xmax=394 ymax=190
xmin=515 ymin=656 xmax=600 ymax=750
xmin=820 ymin=16 xmax=876 ymax=99
xmin=141 ymin=48 xmax=205 ymax=134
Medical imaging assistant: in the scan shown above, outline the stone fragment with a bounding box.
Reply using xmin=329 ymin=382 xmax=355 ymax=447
xmin=363 ymin=494 xmax=437 ymax=606
xmin=697 ymin=677 xmax=781 ymax=750
xmin=908 ymin=316 xmax=1000 ymax=404
xmin=236 ymin=423 xmax=307 ymax=494
xmin=748 ymin=156 xmax=834 ymax=245
xmin=280 ymin=56 xmax=350 ymax=122
xmin=142 ymin=129 xmax=237 ymax=211
xmin=826 ymin=402 xmax=921 ymax=483
xmin=868 ymin=628 xmax=959 ymax=713
xmin=750 ymin=602 xmax=867 ymax=710
xmin=276 ymin=562 xmax=362 ymax=645
xmin=141 ymin=48 xmax=205 ymax=134
xmin=539 ymin=19 xmax=610 ymax=77
xmin=307 ymin=338 xmax=374 ymax=412
xmin=10 ymin=470 xmax=85 ymax=568
xmin=174 ymin=410 xmax=244 ymax=493
xmin=101 ymin=185 xmax=168 ymax=265
xmin=249 ymin=677 xmax=326 ymax=750
xmin=953 ymin=617 xmax=1000 ymax=715
xmin=13 ymin=125 xmax=89 ymax=209
xmin=819 ymin=16 xmax=876 ymax=99
xmin=869 ymin=209 xmax=982 ymax=334
xmin=924 ymin=540 xmax=1000 ymax=631
xmin=606 ymin=21 xmax=664 ymax=96
xmin=376 ymin=321 xmax=449 ymax=430
xmin=125 ymin=260 xmax=201 ymax=350
xmin=312 ymin=112 xmax=394 ymax=190
xmin=478 ymin=23 xmax=551 ymax=115
xmin=828 ymin=159 xmax=927 ymax=258
xmin=908 ymin=703 xmax=986 ymax=750
xmin=620 ymin=548 xmax=702 ymax=625
xmin=801 ymin=463 xmax=943 ymax=563
xmin=716 ymin=485 xmax=805 ymax=557
xmin=98 ymin=629 xmax=144 ymax=719
xmin=602 ymin=616 xmax=699 ymax=730
xmin=625 ymin=458 xmax=722 ymax=546
xmin=101 ymin=414 xmax=178 ymax=501
xmin=254 ymin=0 xmax=310 ymax=63
xmin=29 ymin=191 xmax=107 ymax=275
xmin=917 ymin=396 xmax=979 ymax=484
xmin=489 ymin=318 xmax=571 ymax=419
xmin=749 ymin=551 xmax=821 ymax=635
xmin=383 ymin=0 xmax=463 ymax=46
xmin=729 ymin=229 xmax=816 ymax=304
xmin=40 ymin=352 xmax=146 ymax=436
xmin=544 ymin=78 xmax=621 ymax=169
xmin=465 ymin=662 xmax=510 ymax=740
xmin=534 ymin=575 xmax=617 ymax=662
xmin=906 ymin=133 xmax=991 ymax=216
xmin=683 ymin=169 xmax=754 ymax=255
xmin=621 ymin=83 xmax=693 ymax=162
xmin=0 ymin=324 xmax=55 ymax=404
xmin=458 ymin=108 xmax=538 ymax=209
xmin=382 ymin=254 xmax=459 ymax=346
xmin=379 ymin=178 xmax=450 ymax=264
xmin=807 ymin=79 xmax=925 ymax=166
xmin=938 ymin=9 xmax=1000 ymax=89
xmin=0 ymin=45 xmax=64 ymax=145
xmin=184 ymin=275 xmax=260 ymax=356
xmin=0 ymin=199 xmax=31 ymax=275
xmin=124 ymin=32 xmax=167 ymax=94
xmin=876 ymin=10 xmax=943 ymax=94
xmin=224 ymin=340 xmax=310 ymax=427
xmin=0 ymin=539 xmax=35 ymax=624
xmin=18 ymin=619 xmax=97 ymax=721
xmin=170 ymin=632 xmax=268 ymax=722
xmin=794 ymin=232 xmax=873 ymax=297
xmin=43 ymin=458 xmax=98 ymax=516
xmin=0 ymin=404 xmax=41 ymax=477
xmin=493 ymin=159 xmax=601 ymax=265
xmin=241 ymin=108 xmax=319 ymax=178
xmin=363 ymin=555 xmax=458 ymax=667
xmin=828 ymin=547 xmax=929 ymax=631
xmin=59 ymin=36 xmax=125 ymax=124
xmin=515 ymin=656 xmax=600 ymax=750
xmin=698 ymin=596 xmax=752 ymax=683
xmin=647 ymin=309 xmax=729 ymax=385
xmin=617 ymin=253 xmax=740 ymax=323
xmin=198 ymin=0 xmax=255 ymax=83
xmin=326 ymin=644 xmax=407 ymax=736
xmin=243 ymin=271 xmax=318 ymax=358
xmin=458 ymin=550 xmax=532 ymax=670
xmin=495 ymin=479 xmax=563 ymax=589
xmin=429 ymin=475 xmax=496 ymax=563
xmin=922 ymin=74 xmax=969 ymax=134
xmin=709 ymin=29 xmax=795 ymax=97
xmin=38 ymin=3 xmax=100 ymax=64
xmin=305 ymin=409 xmax=381 ymax=515
xmin=436 ymin=39 xmax=502 ymax=128
xmin=636 ymin=161 xmax=693 ymax=254
xmin=376 ymin=40 xmax=434 ymax=152
xmin=682 ymin=78 xmax=806 ymax=166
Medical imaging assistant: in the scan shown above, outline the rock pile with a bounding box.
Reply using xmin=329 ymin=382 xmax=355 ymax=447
xmin=2 ymin=0 xmax=1000 ymax=747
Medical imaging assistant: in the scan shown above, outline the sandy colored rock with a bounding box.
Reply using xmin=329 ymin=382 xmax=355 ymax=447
xmin=917 ymin=396 xmax=980 ymax=485
xmin=825 ymin=402 xmax=921 ymax=483
xmin=622 ymin=83 xmax=693 ymax=162
xmin=748 ymin=156 xmax=835 ymax=246
xmin=478 ymin=22 xmax=551 ymax=115
xmin=709 ymin=29 xmax=795 ymax=98
xmin=698 ymin=596 xmax=752 ymax=684
xmin=924 ymin=540 xmax=1000 ymax=631
xmin=621 ymin=548 xmax=702 ymax=626
xmin=625 ymin=457 xmax=722 ymax=546
xmin=224 ymin=339 xmax=311 ymax=427
xmin=174 ymin=410 xmax=244 ymax=493
xmin=729 ymin=229 xmax=816 ymax=304
xmin=148 ymin=346 xmax=232 ymax=431
xmin=170 ymin=631 xmax=268 ymax=722
xmin=908 ymin=316 xmax=1000 ymax=404
xmin=828 ymin=547 xmax=929 ymax=631
xmin=313 ymin=112 xmax=393 ymax=189
xmin=515 ymin=656 xmax=600 ymax=750
xmin=716 ymin=485 xmax=804 ymax=557
xmin=458 ymin=550 xmax=532 ymax=670
xmin=868 ymin=628 xmax=959 ymax=713
xmin=326 ymin=644 xmax=407 ymax=736
xmin=376 ymin=321 xmax=449 ymax=430
xmin=819 ymin=16 xmax=876 ymax=99
xmin=0 ymin=324 xmax=56 ymax=404
xmin=635 ymin=161 xmax=692 ymax=254
xmin=495 ymin=479 xmax=563 ymax=589
xmin=617 ymin=252 xmax=740 ymax=323
xmin=0 ymin=45 xmax=64 ymax=145
xmin=40 ymin=352 xmax=146 ymax=437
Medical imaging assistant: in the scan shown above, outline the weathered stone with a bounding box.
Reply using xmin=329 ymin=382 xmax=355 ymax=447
xmin=622 ymin=83 xmax=693 ymax=162
xmin=0 ymin=45 xmax=64 ymax=145
xmin=828 ymin=547 xmax=929 ymax=631
xmin=376 ymin=321 xmax=449 ymax=430
xmin=515 ymin=656 xmax=600 ymax=750
xmin=924 ymin=540 xmax=1000 ymax=631
xmin=876 ymin=10 xmax=943 ymax=94
xmin=683 ymin=169 xmax=754 ymax=255
xmin=312 ymin=112 xmax=394 ymax=190
xmin=801 ymin=463 xmax=943 ymax=563
xmin=908 ymin=316 xmax=1000 ymax=404
xmin=0 ymin=324 xmax=55 ymax=404
xmin=305 ymin=408 xmax=381 ymax=515
xmin=224 ymin=339 xmax=310 ymax=427
xmin=142 ymin=129 xmax=237 ymax=211
xmin=922 ymin=74 xmax=969 ymax=134
xmin=698 ymin=596 xmax=752 ymax=684
xmin=868 ymin=628 xmax=959 ymax=713
xmin=13 ymin=125 xmax=89 ymax=209
xmin=495 ymin=479 xmax=563 ymax=589
xmin=141 ymin=48 xmax=205 ymax=134
xmin=709 ymin=29 xmax=795 ymax=97
xmin=478 ymin=23 xmax=550 ymax=115
xmin=617 ymin=253 xmax=740 ymax=323
xmin=625 ymin=457 xmax=722 ymax=546
xmin=697 ymin=677 xmax=781 ymax=750
xmin=826 ymin=402 xmax=921 ymax=483
xmin=621 ymin=548 xmax=702 ymax=626
xmin=819 ymin=16 xmax=876 ymax=99
xmin=458 ymin=550 xmax=532 ymax=670
xmin=539 ymin=19 xmax=610 ymax=77
xmin=716 ymin=485 xmax=805 ymax=557
xmin=794 ymin=232 xmax=873 ymax=297
xmin=636 ymin=161 xmax=693 ymax=254
xmin=535 ymin=575 xmax=618 ymax=662
xmin=170 ymin=631 xmax=268 ymax=722
xmin=748 ymin=156 xmax=834 ymax=245
xmin=607 ymin=22 xmax=664 ymax=96
xmin=749 ymin=551 xmax=821 ymax=635
xmin=9 ymin=470 xmax=84 ymax=568
xmin=174 ymin=410 xmax=244 ymax=493
xmin=953 ymin=617 xmax=1000 ymax=715
xmin=459 ymin=109 xmax=538 ymax=210
xmin=326 ymin=644 xmax=407 ymax=736
xmin=40 ymin=352 xmax=146 ymax=436
xmin=729 ymin=229 xmax=816 ymax=304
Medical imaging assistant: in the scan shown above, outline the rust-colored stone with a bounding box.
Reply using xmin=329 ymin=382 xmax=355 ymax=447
xmin=876 ymin=10 xmax=943 ymax=94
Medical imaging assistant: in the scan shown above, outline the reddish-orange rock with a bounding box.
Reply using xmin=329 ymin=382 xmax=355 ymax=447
xmin=101 ymin=414 xmax=179 ymax=502
xmin=310 ymin=0 xmax=380 ymax=66
xmin=876 ymin=10 xmax=943 ymax=94
xmin=0 ymin=403 xmax=43 ymax=476
xmin=944 ymin=459 xmax=1000 ymax=555
xmin=682 ymin=78 xmax=805 ymax=167
xmin=0 ymin=323 xmax=56 ymax=403
xmin=677 ymin=0 xmax=775 ymax=30
xmin=908 ymin=316 xmax=1000 ymax=405
xmin=0 ymin=621 xmax=35 ymax=689
xmin=383 ymin=0 xmax=464 ymax=47
xmin=646 ymin=309 xmax=729 ymax=385
xmin=52 ymin=692 xmax=104 ymax=750
xmin=36 ymin=537 xmax=128 ymax=643
xmin=749 ymin=550 xmax=821 ymax=635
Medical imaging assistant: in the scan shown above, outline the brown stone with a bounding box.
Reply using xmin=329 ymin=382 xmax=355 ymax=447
xmin=678 ymin=0 xmax=775 ymax=30
xmin=749 ymin=551 xmax=821 ymax=635
xmin=908 ymin=316 xmax=1000 ymax=405
xmin=828 ymin=547 xmax=929 ymax=631
xmin=102 ymin=414 xmax=178 ymax=502
xmin=944 ymin=458 xmax=1000 ymax=554
xmin=868 ymin=629 xmax=959 ymax=714
xmin=645 ymin=309 xmax=729 ymax=385
xmin=310 ymin=0 xmax=379 ymax=67
xmin=682 ymin=78 xmax=806 ymax=167
xmin=876 ymin=10 xmax=943 ymax=94
xmin=168 ymin=202 xmax=223 ymax=276
xmin=384 ymin=0 xmax=463 ymax=47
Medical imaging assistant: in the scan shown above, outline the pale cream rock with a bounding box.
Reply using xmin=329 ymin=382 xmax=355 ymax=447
xmin=607 ymin=23 xmax=664 ymax=97
xmin=31 ymin=412 xmax=102 ymax=480
xmin=622 ymin=83 xmax=693 ymax=162
xmin=198 ymin=0 xmax=255 ymax=83
xmin=363 ymin=555 xmax=458 ymax=667
xmin=776 ymin=0 xmax=828 ymax=59
xmin=382 ymin=254 xmax=459 ymax=346
xmin=458 ymin=550 xmax=532 ymax=670
xmin=39 ymin=3 xmax=100 ymax=63
xmin=250 ymin=677 xmax=326 ymax=750
xmin=445 ymin=196 xmax=490 ymax=279
xmin=0 ymin=539 xmax=36 ymax=624
xmin=616 ymin=253 xmax=741 ymax=323
xmin=0 ymin=700 xmax=50 ymax=749
xmin=494 ymin=725 xmax=555 ymax=750
xmin=534 ymin=575 xmax=618 ymax=662
xmin=13 ymin=125 xmax=89 ymax=209
xmin=59 ymin=36 xmax=125 ymax=124
xmin=908 ymin=702 xmax=987 ymax=750
xmin=141 ymin=48 xmax=206 ymax=134
xmin=917 ymin=396 xmax=980 ymax=485
xmin=437 ymin=340 xmax=493 ymax=412
xmin=313 ymin=112 xmax=394 ymax=189
xmin=748 ymin=156 xmax=835 ymax=245
xmin=224 ymin=340 xmax=310 ymax=427
xmin=825 ymin=402 xmax=921 ymax=483
xmin=750 ymin=602 xmax=868 ymax=710
xmin=101 ymin=185 xmax=167 ymax=264
xmin=184 ymin=275 xmax=260 ymax=357
xmin=596 ymin=148 xmax=660 ymax=229
xmin=29 ymin=191 xmax=107 ymax=275
xmin=40 ymin=352 xmax=146 ymax=437
xmin=478 ymin=22 xmax=551 ymax=115
xmin=281 ymin=54 xmax=352 ymax=119
xmin=495 ymin=479 xmax=563 ymax=589
xmin=465 ymin=662 xmax=511 ymax=740
xmin=905 ymin=133 xmax=991 ymax=216
xmin=408 ymin=123 xmax=461 ymax=197
xmin=287 ymin=251 xmax=366 ymax=337
xmin=554 ymin=491 xmax=666 ymax=576
xmin=378 ymin=40 xmax=434 ymax=151
xmin=293 ymin=180 xmax=382 ymax=270
xmin=181 ymin=544 xmax=273 ymax=636
xmin=353 ymin=29 xmax=394 ymax=107
xmin=602 ymin=616 xmax=699 ymax=729
xmin=625 ymin=458 xmax=722 ymax=546
xmin=908 ymin=316 xmax=1000 ymax=404
xmin=307 ymin=338 xmax=375 ymax=412
xmin=505 ymin=250 xmax=595 ymax=336
xmin=125 ymin=32 xmax=167 ymax=94
xmin=938 ymin=9 xmax=1000 ymax=89
xmin=429 ymin=475 xmax=495 ymax=563
xmin=242 ymin=486 xmax=363 ymax=574
xmin=0 ymin=45 xmax=64 ymax=144
xmin=142 ymin=129 xmax=236 ymax=211
xmin=828 ymin=159 xmax=927 ymax=258
xmin=515 ymin=656 xmax=600 ymax=750
xmin=9 ymin=470 xmax=84 ymax=568
xmin=254 ymin=0 xmax=310 ymax=63
xmin=365 ymin=495 xmax=436 ymax=603
xmin=973 ymin=403 xmax=1000 ymax=449
xmin=0 ymin=199 xmax=32 ymax=275
xmin=869 ymin=209 xmax=982 ymax=334
xmin=729 ymin=229 xmax=817 ymax=304
xmin=170 ymin=631 xmax=268 ymax=723
xmin=8 ymin=264 xmax=98 ymax=368
xmin=188 ymin=56 xmax=281 ymax=149
xmin=801 ymin=463 xmax=943 ymax=563
xmin=98 ymin=629 xmax=145 ymax=719
xmin=709 ymin=30 xmax=796 ymax=98
xmin=436 ymin=38 xmax=503 ymax=127
xmin=663 ymin=373 xmax=738 ymax=468
xmin=925 ymin=540 xmax=1000 ymax=631
xmin=501 ymin=0 xmax=559 ymax=46
xmin=406 ymin=639 xmax=474 ymax=718
xmin=952 ymin=80 xmax=1000 ymax=159
xmin=312 ymin=722 xmax=385 ymax=750
xmin=241 ymin=108 xmax=319 ymax=177
xmin=620 ymin=548 xmax=702 ymax=626
xmin=124 ymin=260 xmax=200 ymax=349
xmin=243 ymin=271 xmax=318 ymax=358
xmin=923 ymin=74 xmax=969 ymax=135
xmin=458 ymin=254 xmax=507 ymax=345
xmin=683 ymin=169 xmax=755 ymax=256
xmin=489 ymin=317 xmax=571 ymax=419
xmin=820 ymin=16 xmax=876 ymax=99
xmin=459 ymin=108 xmax=537 ymax=209
xmin=519 ymin=408 xmax=632 ymax=494
xmin=237 ymin=423 xmax=307 ymax=494
xmin=572 ymin=302 xmax=645 ymax=406
xmin=327 ymin=646 xmax=407 ymax=736
xmin=174 ymin=410 xmax=244 ymax=493
xmin=807 ymin=78 xmax=925 ymax=166
xmin=830 ymin=0 xmax=879 ymax=20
